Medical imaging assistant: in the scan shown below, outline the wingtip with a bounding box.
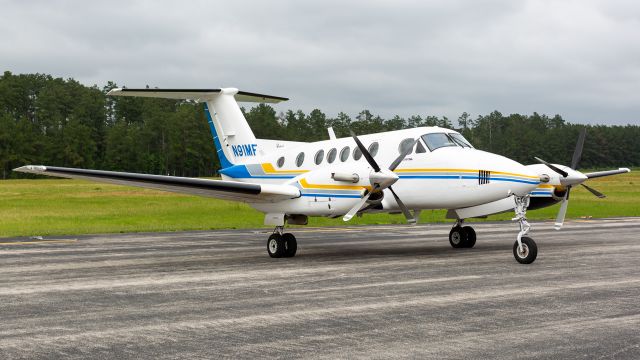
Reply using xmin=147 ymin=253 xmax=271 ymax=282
xmin=106 ymin=88 xmax=123 ymax=96
xmin=13 ymin=165 xmax=46 ymax=173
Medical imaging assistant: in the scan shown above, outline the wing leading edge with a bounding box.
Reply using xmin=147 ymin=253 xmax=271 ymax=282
xmin=13 ymin=166 xmax=299 ymax=203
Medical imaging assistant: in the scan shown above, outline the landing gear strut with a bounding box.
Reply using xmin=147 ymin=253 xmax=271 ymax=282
xmin=449 ymin=220 xmax=476 ymax=248
xmin=267 ymin=226 xmax=297 ymax=258
xmin=512 ymin=195 xmax=537 ymax=264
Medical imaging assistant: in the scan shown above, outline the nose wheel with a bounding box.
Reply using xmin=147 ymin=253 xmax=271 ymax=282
xmin=449 ymin=224 xmax=476 ymax=248
xmin=512 ymin=195 xmax=538 ymax=264
xmin=513 ymin=236 xmax=537 ymax=264
xmin=267 ymin=227 xmax=297 ymax=258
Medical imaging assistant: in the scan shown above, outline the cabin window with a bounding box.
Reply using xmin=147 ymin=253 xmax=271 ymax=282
xmin=415 ymin=141 xmax=427 ymax=153
xmin=327 ymin=148 xmax=337 ymax=163
xmin=314 ymin=149 xmax=325 ymax=165
xmin=422 ymin=133 xmax=458 ymax=151
xmin=277 ymin=156 xmax=285 ymax=168
xmin=398 ymin=138 xmax=415 ymax=155
xmin=295 ymin=152 xmax=305 ymax=167
xmin=327 ymin=148 xmax=338 ymax=164
xmin=340 ymin=146 xmax=350 ymax=162
xmin=353 ymin=146 xmax=363 ymax=160
xmin=368 ymin=142 xmax=379 ymax=157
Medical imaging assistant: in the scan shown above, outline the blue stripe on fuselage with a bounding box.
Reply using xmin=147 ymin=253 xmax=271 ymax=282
xmin=300 ymin=193 xmax=362 ymax=198
xmin=398 ymin=175 xmax=539 ymax=184
xmin=204 ymin=103 xmax=233 ymax=169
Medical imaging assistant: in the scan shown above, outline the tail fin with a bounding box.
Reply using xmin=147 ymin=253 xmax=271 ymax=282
xmin=107 ymin=88 xmax=288 ymax=169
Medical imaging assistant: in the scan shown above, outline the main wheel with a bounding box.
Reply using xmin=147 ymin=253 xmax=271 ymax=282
xmin=462 ymin=226 xmax=476 ymax=248
xmin=282 ymin=233 xmax=297 ymax=257
xmin=267 ymin=234 xmax=286 ymax=258
xmin=513 ymin=236 xmax=537 ymax=264
xmin=449 ymin=226 xmax=467 ymax=248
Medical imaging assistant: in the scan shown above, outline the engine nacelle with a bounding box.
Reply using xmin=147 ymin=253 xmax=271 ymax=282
xmin=367 ymin=190 xmax=384 ymax=204
xmin=552 ymin=186 xmax=568 ymax=201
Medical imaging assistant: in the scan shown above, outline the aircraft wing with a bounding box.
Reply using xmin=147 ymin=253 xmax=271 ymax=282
xmin=13 ymin=166 xmax=300 ymax=203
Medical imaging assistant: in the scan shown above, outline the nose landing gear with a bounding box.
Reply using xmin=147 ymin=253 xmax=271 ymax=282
xmin=512 ymin=195 xmax=537 ymax=264
xmin=267 ymin=226 xmax=297 ymax=258
xmin=449 ymin=220 xmax=476 ymax=248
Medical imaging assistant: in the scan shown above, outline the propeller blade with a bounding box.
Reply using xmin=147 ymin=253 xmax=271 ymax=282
xmin=554 ymin=188 xmax=571 ymax=230
xmin=535 ymin=156 xmax=569 ymax=178
xmin=584 ymin=168 xmax=630 ymax=179
xmin=389 ymin=186 xmax=416 ymax=224
xmin=388 ymin=138 xmax=418 ymax=171
xmin=343 ymin=187 xmax=375 ymax=221
xmin=581 ymin=183 xmax=606 ymax=198
xmin=570 ymin=128 xmax=587 ymax=170
xmin=349 ymin=130 xmax=380 ymax=172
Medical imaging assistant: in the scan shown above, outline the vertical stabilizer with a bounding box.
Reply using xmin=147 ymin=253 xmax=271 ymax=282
xmin=107 ymin=87 xmax=289 ymax=170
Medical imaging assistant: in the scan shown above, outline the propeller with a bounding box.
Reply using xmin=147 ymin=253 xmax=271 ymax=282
xmin=539 ymin=128 xmax=609 ymax=230
xmin=343 ymin=130 xmax=417 ymax=224
xmin=534 ymin=157 xmax=568 ymax=178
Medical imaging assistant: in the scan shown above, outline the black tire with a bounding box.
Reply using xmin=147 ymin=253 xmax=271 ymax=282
xmin=267 ymin=234 xmax=285 ymax=258
xmin=462 ymin=226 xmax=476 ymax=248
xmin=513 ymin=236 xmax=537 ymax=264
xmin=449 ymin=226 xmax=467 ymax=248
xmin=282 ymin=233 xmax=297 ymax=257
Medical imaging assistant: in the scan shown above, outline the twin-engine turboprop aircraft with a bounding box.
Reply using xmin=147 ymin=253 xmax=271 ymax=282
xmin=14 ymin=88 xmax=631 ymax=264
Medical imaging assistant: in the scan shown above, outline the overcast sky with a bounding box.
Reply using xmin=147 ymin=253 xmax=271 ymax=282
xmin=1 ymin=0 xmax=639 ymax=125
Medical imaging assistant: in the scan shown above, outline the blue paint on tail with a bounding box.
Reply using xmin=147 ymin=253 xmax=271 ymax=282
xmin=204 ymin=103 xmax=233 ymax=169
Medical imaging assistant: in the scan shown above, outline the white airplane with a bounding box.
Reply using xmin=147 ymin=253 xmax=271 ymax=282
xmin=14 ymin=88 xmax=631 ymax=264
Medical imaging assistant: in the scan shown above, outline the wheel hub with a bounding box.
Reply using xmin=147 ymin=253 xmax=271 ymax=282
xmin=269 ymin=239 xmax=278 ymax=253
xmin=451 ymin=231 xmax=461 ymax=245
xmin=517 ymin=243 xmax=529 ymax=258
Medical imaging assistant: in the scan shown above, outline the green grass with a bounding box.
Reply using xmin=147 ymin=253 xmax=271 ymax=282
xmin=1 ymin=170 xmax=638 ymax=238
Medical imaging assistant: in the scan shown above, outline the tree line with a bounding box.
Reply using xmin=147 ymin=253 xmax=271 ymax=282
xmin=1 ymin=72 xmax=638 ymax=179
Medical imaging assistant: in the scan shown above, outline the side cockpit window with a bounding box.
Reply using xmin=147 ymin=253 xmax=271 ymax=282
xmin=449 ymin=133 xmax=473 ymax=148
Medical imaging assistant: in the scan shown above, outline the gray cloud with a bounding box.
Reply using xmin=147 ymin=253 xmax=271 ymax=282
xmin=1 ymin=0 xmax=639 ymax=124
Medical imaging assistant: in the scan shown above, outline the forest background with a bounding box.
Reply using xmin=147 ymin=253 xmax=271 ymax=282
xmin=2 ymin=72 xmax=638 ymax=179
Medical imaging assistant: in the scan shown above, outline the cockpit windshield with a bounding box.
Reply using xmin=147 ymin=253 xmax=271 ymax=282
xmin=421 ymin=133 xmax=474 ymax=151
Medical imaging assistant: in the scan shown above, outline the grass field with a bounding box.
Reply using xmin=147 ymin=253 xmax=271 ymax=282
xmin=1 ymin=170 xmax=638 ymax=238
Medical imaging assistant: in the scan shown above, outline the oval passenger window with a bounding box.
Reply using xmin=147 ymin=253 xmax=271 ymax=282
xmin=398 ymin=138 xmax=415 ymax=155
xmin=368 ymin=142 xmax=379 ymax=157
xmin=327 ymin=148 xmax=337 ymax=163
xmin=340 ymin=146 xmax=350 ymax=162
xmin=296 ymin=152 xmax=305 ymax=167
xmin=314 ymin=150 xmax=325 ymax=165
xmin=353 ymin=147 xmax=363 ymax=160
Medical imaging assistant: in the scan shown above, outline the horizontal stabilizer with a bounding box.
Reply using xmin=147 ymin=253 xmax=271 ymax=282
xmin=13 ymin=165 xmax=299 ymax=203
xmin=107 ymin=88 xmax=288 ymax=103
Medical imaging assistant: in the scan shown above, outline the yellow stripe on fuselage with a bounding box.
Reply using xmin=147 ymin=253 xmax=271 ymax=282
xmin=536 ymin=184 xmax=554 ymax=189
xmin=299 ymin=178 xmax=371 ymax=191
xmin=261 ymin=163 xmax=309 ymax=174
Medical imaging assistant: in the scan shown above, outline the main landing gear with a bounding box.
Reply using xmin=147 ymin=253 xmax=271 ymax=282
xmin=267 ymin=226 xmax=297 ymax=258
xmin=449 ymin=220 xmax=476 ymax=248
xmin=512 ymin=195 xmax=537 ymax=264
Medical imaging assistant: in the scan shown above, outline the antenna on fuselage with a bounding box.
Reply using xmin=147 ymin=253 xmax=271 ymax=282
xmin=327 ymin=127 xmax=337 ymax=140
